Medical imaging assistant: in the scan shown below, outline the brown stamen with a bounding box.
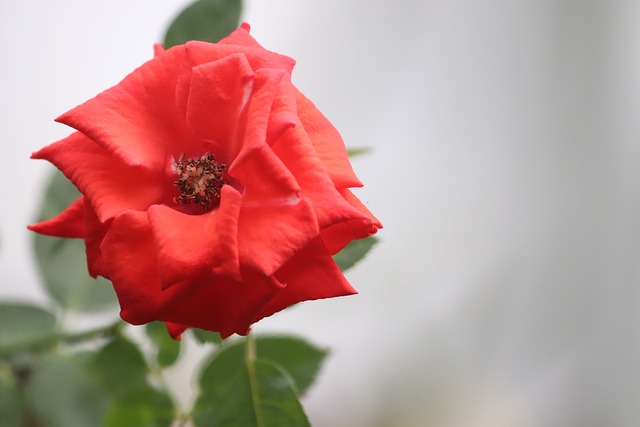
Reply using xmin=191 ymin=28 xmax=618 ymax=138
xmin=173 ymin=153 xmax=226 ymax=210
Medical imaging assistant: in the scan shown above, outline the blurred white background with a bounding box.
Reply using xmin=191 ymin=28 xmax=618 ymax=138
xmin=2 ymin=1 xmax=640 ymax=426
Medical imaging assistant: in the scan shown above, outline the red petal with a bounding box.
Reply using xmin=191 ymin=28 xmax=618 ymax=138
xmin=165 ymin=322 xmax=187 ymax=340
xmin=153 ymin=43 xmax=165 ymax=57
xmin=218 ymin=23 xmax=260 ymax=48
xmin=340 ymin=188 xmax=383 ymax=227
xmin=174 ymin=43 xmax=294 ymax=140
xmin=205 ymin=68 xmax=315 ymax=275
xmin=236 ymin=146 xmax=319 ymax=276
xmin=179 ymin=40 xmax=294 ymax=93
xmin=231 ymin=74 xmax=316 ymax=268
xmin=230 ymin=69 xmax=289 ymax=167
xmin=83 ymin=200 xmax=110 ymax=278
xmin=320 ymin=218 xmax=379 ymax=255
xmin=56 ymin=45 xmax=196 ymax=172
xmin=266 ymin=78 xmax=377 ymax=234
xmin=101 ymin=210 xmax=283 ymax=338
xmin=294 ymin=88 xmax=362 ymax=189
xmin=28 ymin=196 xmax=86 ymax=238
xmin=238 ymin=199 xmax=317 ymax=277
xmin=271 ymin=112 xmax=373 ymax=232
xmin=182 ymin=53 xmax=254 ymax=155
xmin=254 ymin=237 xmax=357 ymax=323
xmin=320 ymin=188 xmax=382 ymax=254
xmin=32 ymin=132 xmax=165 ymax=222
xmin=270 ymin=83 xmax=381 ymax=252
xmin=100 ymin=210 xmax=162 ymax=325
xmin=264 ymin=75 xmax=297 ymax=147
xmin=148 ymin=185 xmax=243 ymax=289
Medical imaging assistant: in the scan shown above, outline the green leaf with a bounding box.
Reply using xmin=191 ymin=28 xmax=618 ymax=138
xmin=191 ymin=328 xmax=223 ymax=345
xmin=90 ymin=334 xmax=176 ymax=426
xmin=90 ymin=334 xmax=149 ymax=395
xmin=347 ymin=147 xmax=372 ymax=157
xmin=23 ymin=353 xmax=109 ymax=427
xmin=0 ymin=363 xmax=22 ymax=427
xmin=163 ymin=0 xmax=243 ymax=48
xmin=0 ymin=303 xmax=56 ymax=354
xmin=145 ymin=322 xmax=181 ymax=367
xmin=198 ymin=336 xmax=327 ymax=396
xmin=33 ymin=170 xmax=118 ymax=312
xmin=333 ymin=236 xmax=379 ymax=272
xmin=104 ymin=387 xmax=175 ymax=427
xmin=248 ymin=336 xmax=328 ymax=396
xmin=249 ymin=360 xmax=310 ymax=426
xmin=193 ymin=337 xmax=310 ymax=427
xmin=196 ymin=338 xmax=244 ymax=387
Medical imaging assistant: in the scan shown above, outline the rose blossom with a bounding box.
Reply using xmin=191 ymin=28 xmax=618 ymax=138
xmin=29 ymin=23 xmax=381 ymax=338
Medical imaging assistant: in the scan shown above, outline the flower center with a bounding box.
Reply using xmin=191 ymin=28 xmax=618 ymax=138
xmin=173 ymin=153 xmax=226 ymax=210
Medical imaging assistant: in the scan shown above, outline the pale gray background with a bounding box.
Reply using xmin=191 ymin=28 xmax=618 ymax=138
xmin=2 ymin=1 xmax=640 ymax=426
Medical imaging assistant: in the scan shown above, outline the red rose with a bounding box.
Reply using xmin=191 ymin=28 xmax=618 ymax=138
xmin=29 ymin=23 xmax=381 ymax=338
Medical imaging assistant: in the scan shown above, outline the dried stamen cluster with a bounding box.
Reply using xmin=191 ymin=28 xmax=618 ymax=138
xmin=173 ymin=153 xmax=226 ymax=210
